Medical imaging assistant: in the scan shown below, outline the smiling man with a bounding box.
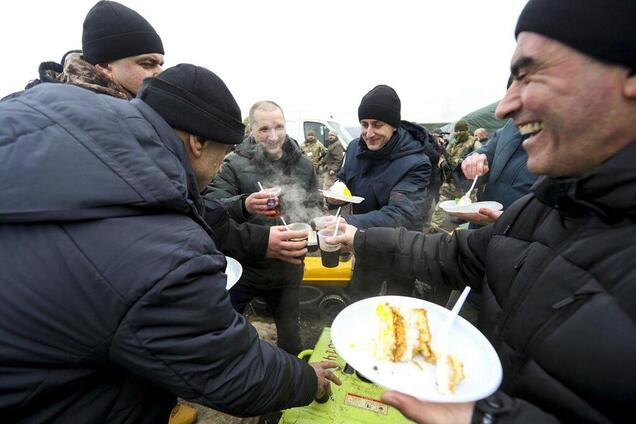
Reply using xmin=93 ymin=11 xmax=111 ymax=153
xmin=325 ymin=85 xmax=438 ymax=301
xmin=205 ymin=100 xmax=321 ymax=356
xmin=329 ymin=0 xmax=636 ymax=422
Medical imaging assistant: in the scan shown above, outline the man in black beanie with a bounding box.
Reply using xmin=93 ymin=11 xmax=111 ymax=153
xmin=325 ymin=84 xmax=437 ymax=300
xmin=0 ymin=63 xmax=340 ymax=422
xmin=330 ymin=1 xmax=636 ymax=423
xmin=9 ymin=0 xmax=164 ymax=100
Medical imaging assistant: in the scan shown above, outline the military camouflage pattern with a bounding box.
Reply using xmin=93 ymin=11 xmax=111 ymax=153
xmin=53 ymin=54 xmax=133 ymax=100
xmin=429 ymin=132 xmax=481 ymax=233
xmin=301 ymin=139 xmax=327 ymax=172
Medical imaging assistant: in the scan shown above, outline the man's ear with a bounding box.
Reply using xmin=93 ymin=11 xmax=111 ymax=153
xmin=94 ymin=63 xmax=113 ymax=77
xmin=623 ymin=70 xmax=636 ymax=98
xmin=188 ymin=134 xmax=204 ymax=158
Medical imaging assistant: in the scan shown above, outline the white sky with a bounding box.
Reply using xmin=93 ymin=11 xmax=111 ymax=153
xmin=1 ymin=0 xmax=527 ymax=126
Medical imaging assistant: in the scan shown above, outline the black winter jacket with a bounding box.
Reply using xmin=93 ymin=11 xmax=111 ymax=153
xmin=337 ymin=121 xmax=433 ymax=230
xmin=353 ymin=142 xmax=636 ymax=423
xmin=0 ymin=84 xmax=317 ymax=423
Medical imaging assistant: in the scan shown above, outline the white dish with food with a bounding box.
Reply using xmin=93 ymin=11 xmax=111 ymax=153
xmin=439 ymin=200 xmax=503 ymax=214
xmin=331 ymin=295 xmax=502 ymax=403
xmin=320 ymin=189 xmax=364 ymax=204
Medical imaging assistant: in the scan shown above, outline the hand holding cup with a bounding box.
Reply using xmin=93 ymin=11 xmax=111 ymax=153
xmin=266 ymin=225 xmax=308 ymax=264
xmin=325 ymin=224 xmax=357 ymax=254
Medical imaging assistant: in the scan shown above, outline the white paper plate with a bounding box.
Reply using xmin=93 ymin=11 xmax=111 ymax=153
xmin=320 ymin=189 xmax=364 ymax=204
xmin=224 ymin=256 xmax=243 ymax=290
xmin=331 ymin=295 xmax=502 ymax=403
xmin=439 ymin=200 xmax=503 ymax=214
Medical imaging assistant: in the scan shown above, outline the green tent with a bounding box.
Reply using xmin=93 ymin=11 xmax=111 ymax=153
xmin=420 ymin=101 xmax=508 ymax=136
xmin=459 ymin=101 xmax=508 ymax=133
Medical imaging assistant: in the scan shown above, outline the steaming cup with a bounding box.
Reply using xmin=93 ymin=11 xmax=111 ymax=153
xmin=318 ymin=228 xmax=344 ymax=268
xmin=262 ymin=186 xmax=282 ymax=218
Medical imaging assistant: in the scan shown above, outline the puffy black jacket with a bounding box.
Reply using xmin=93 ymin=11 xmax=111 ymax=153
xmin=0 ymin=84 xmax=317 ymax=423
xmin=337 ymin=121 xmax=433 ymax=230
xmin=353 ymin=142 xmax=636 ymax=423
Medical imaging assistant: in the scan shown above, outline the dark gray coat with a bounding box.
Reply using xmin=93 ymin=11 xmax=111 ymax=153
xmin=473 ymin=119 xmax=537 ymax=209
xmin=353 ymin=142 xmax=636 ymax=423
xmin=0 ymin=84 xmax=316 ymax=423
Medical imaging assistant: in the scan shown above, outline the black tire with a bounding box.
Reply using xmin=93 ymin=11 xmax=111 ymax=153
xmin=318 ymin=294 xmax=348 ymax=322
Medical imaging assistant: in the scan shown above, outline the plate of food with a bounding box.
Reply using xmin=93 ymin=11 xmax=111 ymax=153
xmin=331 ymin=295 xmax=502 ymax=403
xmin=224 ymin=256 xmax=243 ymax=290
xmin=438 ymin=200 xmax=503 ymax=214
xmin=320 ymin=181 xmax=364 ymax=204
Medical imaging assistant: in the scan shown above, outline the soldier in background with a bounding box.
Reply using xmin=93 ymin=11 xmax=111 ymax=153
xmin=321 ymin=130 xmax=345 ymax=189
xmin=301 ymin=131 xmax=327 ymax=173
xmin=429 ymin=120 xmax=481 ymax=234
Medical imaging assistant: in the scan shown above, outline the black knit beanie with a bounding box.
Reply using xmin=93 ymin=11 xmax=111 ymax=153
xmin=515 ymin=0 xmax=636 ymax=70
xmin=358 ymin=85 xmax=401 ymax=128
xmin=138 ymin=64 xmax=245 ymax=145
xmin=82 ymin=1 xmax=164 ymax=64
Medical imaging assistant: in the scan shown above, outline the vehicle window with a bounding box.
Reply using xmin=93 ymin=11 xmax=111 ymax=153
xmin=327 ymin=121 xmax=353 ymax=147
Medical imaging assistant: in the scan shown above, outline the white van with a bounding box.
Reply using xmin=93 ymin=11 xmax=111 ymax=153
xmin=284 ymin=111 xmax=354 ymax=150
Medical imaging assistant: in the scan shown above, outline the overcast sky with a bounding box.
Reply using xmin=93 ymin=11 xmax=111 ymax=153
xmin=1 ymin=0 xmax=527 ymax=126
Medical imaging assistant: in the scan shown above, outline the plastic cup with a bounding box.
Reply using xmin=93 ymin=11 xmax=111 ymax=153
xmin=318 ymin=228 xmax=344 ymax=268
xmin=287 ymin=223 xmax=312 ymax=258
xmin=313 ymin=215 xmax=336 ymax=231
xmin=262 ymin=186 xmax=282 ymax=218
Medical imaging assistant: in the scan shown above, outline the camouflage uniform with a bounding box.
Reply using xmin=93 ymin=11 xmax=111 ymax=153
xmin=301 ymin=139 xmax=327 ymax=173
xmin=429 ymin=133 xmax=481 ymax=233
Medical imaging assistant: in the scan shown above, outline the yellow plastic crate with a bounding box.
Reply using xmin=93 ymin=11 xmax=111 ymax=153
xmin=302 ymin=256 xmax=352 ymax=288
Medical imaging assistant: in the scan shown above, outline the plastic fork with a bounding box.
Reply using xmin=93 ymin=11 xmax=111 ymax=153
xmin=459 ymin=176 xmax=478 ymax=204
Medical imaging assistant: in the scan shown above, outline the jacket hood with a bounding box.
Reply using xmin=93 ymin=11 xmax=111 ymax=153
xmin=534 ymin=141 xmax=636 ymax=223
xmin=0 ymin=84 xmax=202 ymax=224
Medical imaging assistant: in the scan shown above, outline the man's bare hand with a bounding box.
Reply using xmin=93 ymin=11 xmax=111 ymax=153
xmin=325 ymin=196 xmax=347 ymax=206
xmin=245 ymin=191 xmax=277 ymax=217
xmin=461 ymin=153 xmax=489 ymax=180
xmin=266 ymin=226 xmax=308 ymax=264
xmin=449 ymin=208 xmax=503 ymax=226
xmin=381 ymin=391 xmax=474 ymax=424
xmin=325 ymin=224 xmax=357 ymax=253
xmin=310 ymin=361 xmax=342 ymax=400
